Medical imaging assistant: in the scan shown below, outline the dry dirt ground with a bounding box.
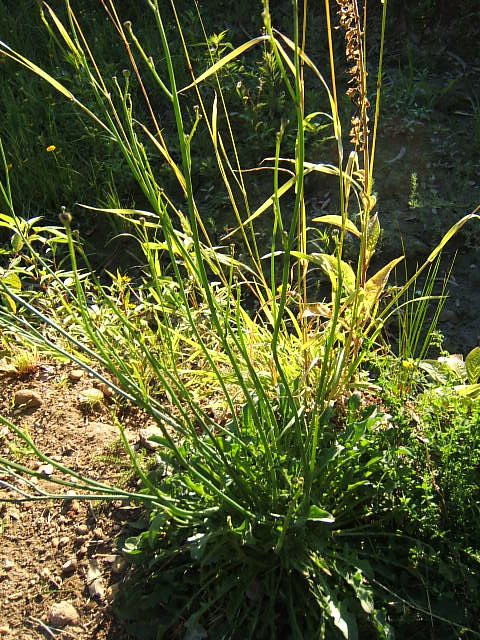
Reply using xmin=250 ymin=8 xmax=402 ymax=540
xmin=0 ymin=361 xmax=158 ymax=639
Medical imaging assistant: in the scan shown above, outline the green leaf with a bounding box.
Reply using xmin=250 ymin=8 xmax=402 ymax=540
xmin=453 ymin=383 xmax=480 ymax=399
xmin=179 ymin=35 xmax=269 ymax=92
xmin=365 ymin=213 xmax=380 ymax=262
xmin=465 ymin=346 xmax=480 ymax=384
xmin=11 ymin=232 xmax=23 ymax=253
xmin=363 ymin=256 xmax=404 ymax=316
xmin=307 ymin=505 xmax=335 ymax=523
xmin=308 ymin=253 xmax=356 ymax=296
xmin=1 ymin=272 xmax=22 ymax=291
xmin=438 ymin=354 xmax=467 ymax=381
xmin=313 ymin=215 xmax=360 ymax=239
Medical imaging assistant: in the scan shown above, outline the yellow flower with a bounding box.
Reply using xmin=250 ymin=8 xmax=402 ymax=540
xmin=46 ymin=145 xmax=56 ymax=153
xmin=6 ymin=162 xmax=13 ymax=172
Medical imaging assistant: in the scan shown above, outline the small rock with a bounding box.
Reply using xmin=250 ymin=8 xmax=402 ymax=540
xmin=51 ymin=537 xmax=60 ymax=549
xmin=40 ymin=567 xmax=51 ymax=580
xmin=13 ymin=389 xmax=43 ymax=409
xmin=69 ymin=369 xmax=84 ymax=382
xmin=61 ymin=558 xmax=77 ymax=575
xmin=84 ymin=421 xmax=117 ymax=444
xmin=48 ymin=601 xmax=79 ymax=628
xmin=76 ymin=524 xmax=89 ymax=536
xmin=39 ymin=464 xmax=54 ymax=476
xmin=93 ymin=527 xmax=104 ymax=540
xmin=4 ymin=559 xmax=14 ymax=570
xmin=0 ymin=624 xmax=11 ymax=636
xmin=76 ymin=545 xmax=88 ymax=558
xmin=98 ymin=382 xmax=114 ymax=398
xmin=137 ymin=427 xmax=162 ymax=451
xmin=58 ymin=536 xmax=70 ymax=548
xmin=86 ymin=559 xmax=106 ymax=600
xmin=78 ymin=387 xmax=104 ymax=407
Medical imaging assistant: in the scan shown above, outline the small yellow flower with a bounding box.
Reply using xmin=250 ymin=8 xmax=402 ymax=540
xmin=46 ymin=145 xmax=56 ymax=153
xmin=402 ymin=359 xmax=414 ymax=370
xmin=6 ymin=162 xmax=13 ymax=172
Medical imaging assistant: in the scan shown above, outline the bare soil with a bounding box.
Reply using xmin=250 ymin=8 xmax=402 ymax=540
xmin=0 ymin=362 xmax=156 ymax=639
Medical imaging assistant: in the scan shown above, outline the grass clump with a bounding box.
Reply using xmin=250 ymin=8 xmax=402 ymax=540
xmin=0 ymin=1 xmax=479 ymax=638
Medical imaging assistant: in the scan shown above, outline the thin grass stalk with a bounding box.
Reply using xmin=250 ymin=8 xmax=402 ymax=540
xmin=149 ymin=1 xmax=282 ymax=499
xmin=368 ymin=0 xmax=388 ymax=190
xmin=191 ymin=1 xmax=265 ymax=280
xmin=61 ymin=228 xmax=259 ymax=511
xmin=262 ymin=2 xmax=307 ymax=469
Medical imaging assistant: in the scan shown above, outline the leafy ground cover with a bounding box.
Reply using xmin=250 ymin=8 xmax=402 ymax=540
xmin=0 ymin=1 xmax=479 ymax=639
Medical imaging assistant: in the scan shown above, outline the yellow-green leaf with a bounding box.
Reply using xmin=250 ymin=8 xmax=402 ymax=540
xmin=426 ymin=212 xmax=480 ymax=264
xmin=365 ymin=213 xmax=380 ymax=261
xmin=465 ymin=347 xmax=480 ymax=384
xmin=179 ymin=36 xmax=269 ymax=92
xmin=309 ymin=253 xmax=356 ymax=296
xmin=1 ymin=272 xmax=22 ymax=291
xmin=44 ymin=3 xmax=82 ymax=58
xmin=312 ymin=215 xmax=361 ymax=238
xmin=363 ymin=256 xmax=404 ymax=315
xmin=453 ymin=384 xmax=480 ymax=400
xmin=11 ymin=232 xmax=23 ymax=253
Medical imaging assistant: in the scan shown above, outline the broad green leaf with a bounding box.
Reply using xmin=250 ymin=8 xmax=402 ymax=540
xmin=438 ymin=354 xmax=466 ymax=381
xmin=344 ymin=568 xmax=374 ymax=615
xmin=466 ymin=346 xmax=480 ymax=384
xmin=454 ymin=383 xmax=480 ymax=399
xmin=363 ymin=256 xmax=404 ymax=316
xmin=1 ymin=272 xmax=22 ymax=291
xmin=306 ymin=253 xmax=356 ymax=296
xmin=313 ymin=215 xmax=361 ymax=238
xmin=418 ymin=359 xmax=449 ymax=384
xmin=11 ymin=232 xmax=23 ymax=253
xmin=307 ymin=505 xmax=335 ymax=523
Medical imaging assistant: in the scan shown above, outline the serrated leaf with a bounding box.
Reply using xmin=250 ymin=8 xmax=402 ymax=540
xmin=312 ymin=215 xmax=361 ymax=238
xmin=466 ymin=346 xmax=480 ymax=384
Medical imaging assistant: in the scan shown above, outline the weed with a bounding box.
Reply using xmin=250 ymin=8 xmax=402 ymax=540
xmin=0 ymin=1 xmax=478 ymax=638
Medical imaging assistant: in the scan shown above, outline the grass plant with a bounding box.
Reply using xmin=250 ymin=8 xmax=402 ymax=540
xmin=0 ymin=1 xmax=479 ymax=638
